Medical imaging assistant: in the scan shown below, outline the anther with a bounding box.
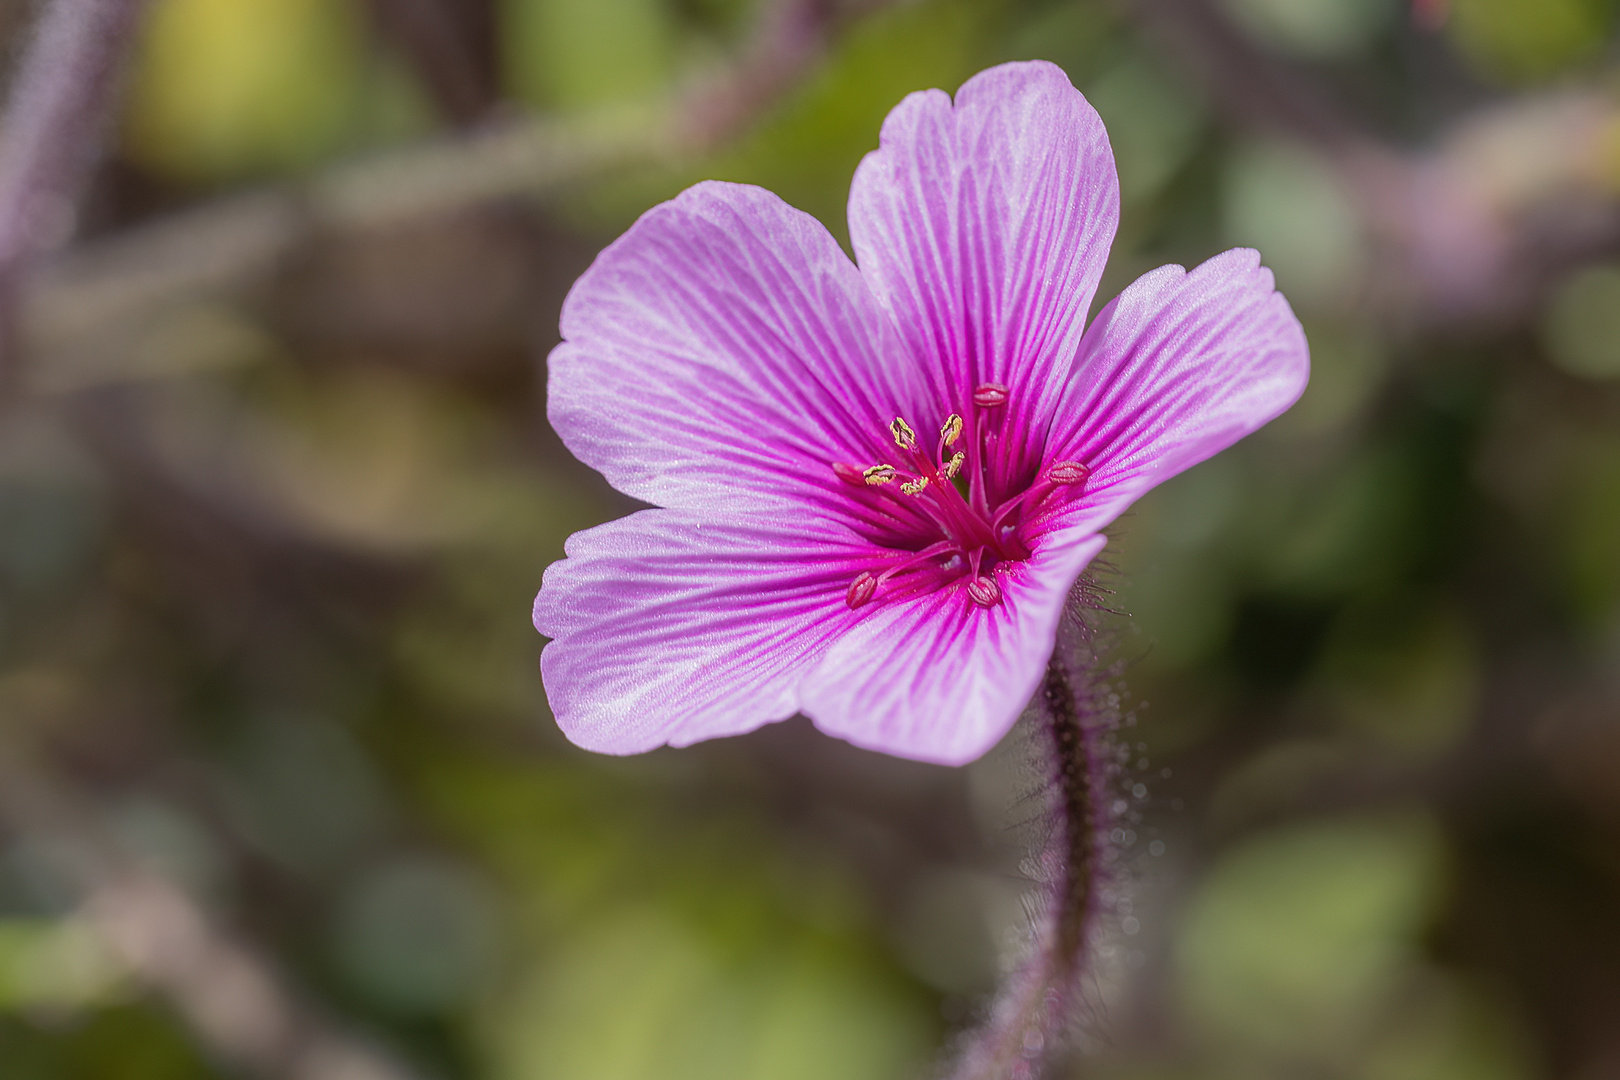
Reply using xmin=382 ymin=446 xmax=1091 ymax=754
xmin=890 ymin=417 xmax=917 ymax=450
xmin=972 ymin=383 xmax=1009 ymax=408
xmin=1047 ymin=461 xmax=1091 ymax=485
xmin=966 ymin=573 xmax=1002 ymax=607
xmin=900 ymin=477 xmax=930 ymax=496
xmin=943 ymin=451 xmax=965 ymax=479
xmin=941 ymin=413 xmax=963 ymax=446
xmin=863 ymin=464 xmax=897 ymax=486
xmin=832 ymin=462 xmax=868 ymax=486
xmin=846 ymin=572 xmax=878 ymax=609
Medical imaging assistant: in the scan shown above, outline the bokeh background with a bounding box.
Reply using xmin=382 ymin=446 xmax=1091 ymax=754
xmin=1 ymin=0 xmax=1618 ymax=1077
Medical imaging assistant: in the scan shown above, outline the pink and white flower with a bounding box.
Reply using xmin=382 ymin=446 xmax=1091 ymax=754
xmin=534 ymin=60 xmax=1309 ymax=764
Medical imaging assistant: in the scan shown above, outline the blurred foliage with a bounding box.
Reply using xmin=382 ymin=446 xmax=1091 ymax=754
xmin=1447 ymin=0 xmax=1615 ymax=83
xmin=125 ymin=0 xmax=436 ymax=181
xmin=2 ymin=0 xmax=1620 ymax=1078
xmin=1220 ymin=0 xmax=1397 ymax=59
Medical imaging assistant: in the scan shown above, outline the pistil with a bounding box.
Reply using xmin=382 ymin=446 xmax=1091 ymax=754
xmin=830 ymin=387 xmax=1091 ymax=613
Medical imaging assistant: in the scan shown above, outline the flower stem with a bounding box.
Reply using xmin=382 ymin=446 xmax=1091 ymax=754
xmin=1041 ymin=656 xmax=1099 ymax=985
xmin=945 ymin=592 xmax=1112 ymax=1080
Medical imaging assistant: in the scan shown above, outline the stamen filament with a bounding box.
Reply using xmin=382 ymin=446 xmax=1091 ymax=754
xmin=837 ymin=393 xmax=1094 ymax=614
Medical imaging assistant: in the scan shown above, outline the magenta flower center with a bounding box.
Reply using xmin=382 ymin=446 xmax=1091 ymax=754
xmin=834 ymin=383 xmax=1091 ymax=612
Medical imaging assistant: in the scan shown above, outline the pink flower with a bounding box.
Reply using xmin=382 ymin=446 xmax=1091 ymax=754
xmin=533 ymin=61 xmax=1308 ymax=765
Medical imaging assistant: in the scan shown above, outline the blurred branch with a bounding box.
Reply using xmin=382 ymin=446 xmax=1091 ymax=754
xmin=0 ymin=0 xmax=149 ymax=382
xmin=17 ymin=0 xmax=889 ymax=392
xmin=679 ymin=0 xmax=890 ymax=145
xmin=366 ymin=0 xmax=498 ymax=125
xmin=1129 ymin=0 xmax=1620 ymax=325
xmin=0 ymin=746 xmax=425 ymax=1080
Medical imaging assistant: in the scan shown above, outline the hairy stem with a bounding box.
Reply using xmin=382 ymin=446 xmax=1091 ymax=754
xmin=946 ymin=596 xmax=1113 ymax=1080
xmin=1042 ymin=657 xmax=1099 ymax=983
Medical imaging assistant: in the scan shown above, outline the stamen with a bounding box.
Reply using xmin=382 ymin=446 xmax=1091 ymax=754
xmin=943 ymin=451 xmax=965 ymax=479
xmin=846 ymin=571 xmax=878 ymax=609
xmin=863 ymin=464 xmax=897 ymax=486
xmin=941 ymin=414 xmax=963 ymax=446
xmin=967 ymin=573 xmax=1002 ymax=607
xmin=900 ymin=477 xmax=930 ymax=496
xmin=890 ymin=417 xmax=917 ymax=450
xmin=972 ymin=383 xmax=1009 ymax=408
xmin=832 ymin=462 xmax=868 ymax=487
xmin=1047 ymin=461 xmax=1091 ymax=485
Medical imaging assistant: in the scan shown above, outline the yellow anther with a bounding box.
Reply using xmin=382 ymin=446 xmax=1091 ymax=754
xmin=944 ymin=451 xmax=965 ymax=479
xmin=863 ymin=464 xmax=897 ymax=486
xmin=890 ymin=417 xmax=917 ymax=450
xmin=941 ymin=414 xmax=963 ymax=446
xmin=900 ymin=477 xmax=930 ymax=496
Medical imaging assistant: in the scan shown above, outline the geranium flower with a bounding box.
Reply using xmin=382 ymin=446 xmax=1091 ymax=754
xmin=533 ymin=60 xmax=1308 ymax=765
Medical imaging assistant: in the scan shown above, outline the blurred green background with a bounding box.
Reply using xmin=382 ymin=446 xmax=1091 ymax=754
xmin=1 ymin=0 xmax=1619 ymax=1077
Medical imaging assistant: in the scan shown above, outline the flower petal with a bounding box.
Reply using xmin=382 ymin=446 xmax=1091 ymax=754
xmin=533 ymin=509 xmax=872 ymax=754
xmin=847 ymin=60 xmax=1120 ymax=486
xmin=799 ymin=532 xmax=1108 ymax=765
xmin=1041 ymin=248 xmax=1310 ymax=535
xmin=548 ymin=181 xmax=926 ymax=516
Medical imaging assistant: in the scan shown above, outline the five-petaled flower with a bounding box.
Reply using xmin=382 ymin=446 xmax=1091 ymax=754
xmin=533 ymin=61 xmax=1309 ymax=765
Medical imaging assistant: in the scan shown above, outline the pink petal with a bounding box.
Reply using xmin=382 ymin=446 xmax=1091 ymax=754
xmin=847 ymin=60 xmax=1120 ymax=486
xmin=548 ymin=181 xmax=927 ymax=517
xmin=533 ymin=509 xmax=869 ymax=754
xmin=799 ymin=532 xmax=1108 ymax=765
xmin=1042 ymin=248 xmax=1310 ymax=536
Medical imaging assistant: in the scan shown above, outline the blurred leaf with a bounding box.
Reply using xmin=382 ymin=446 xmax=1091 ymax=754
xmin=417 ymin=749 xmax=935 ymax=1078
xmin=105 ymin=798 xmax=230 ymax=908
xmin=1002 ymin=0 xmax=1119 ymax=81
xmin=1205 ymin=739 xmax=1357 ymax=831
xmin=482 ymin=904 xmax=934 ymax=1080
xmin=1086 ymin=54 xmax=1206 ymax=205
xmin=1319 ymin=603 xmax=1480 ymax=756
xmin=1259 ymin=446 xmax=1416 ymax=599
xmin=0 ymin=1004 xmax=219 ymax=1080
xmin=500 ymin=0 xmax=678 ymax=109
xmin=0 ymin=480 xmax=102 ymax=597
xmin=1113 ymin=455 xmax=1244 ymax=670
xmin=576 ymin=0 xmax=989 ymax=237
xmin=1541 ymin=265 xmax=1620 ymax=381
xmin=1119 ymin=553 xmax=1235 ymax=671
xmin=1223 ymin=140 xmax=1366 ymax=311
xmin=1220 ymin=0 xmax=1396 ymax=59
xmin=331 ymin=855 xmax=500 ymax=1015
xmin=1447 ymin=0 xmax=1611 ymax=84
xmin=712 ymin=0 xmax=986 ymax=237
xmin=0 ymin=919 xmax=125 ymax=1011
xmin=1561 ymin=439 xmax=1620 ymax=627
xmin=125 ymin=0 xmax=434 ymax=182
xmin=1267 ymin=322 xmax=1389 ymax=438
xmin=1177 ymin=812 xmax=1444 ymax=1057
xmin=216 ymin=715 xmax=391 ymax=875
xmin=148 ymin=368 xmax=571 ymax=556
xmin=1363 ymin=975 xmax=1539 ymax=1080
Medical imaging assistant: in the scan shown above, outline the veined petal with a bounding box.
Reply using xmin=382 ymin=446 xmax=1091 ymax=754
xmin=848 ymin=60 xmax=1120 ymax=488
xmin=1041 ymin=248 xmax=1309 ymax=536
xmin=548 ymin=181 xmax=926 ymax=517
xmin=800 ymin=532 xmax=1108 ymax=765
xmin=534 ymin=509 xmax=868 ymax=754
